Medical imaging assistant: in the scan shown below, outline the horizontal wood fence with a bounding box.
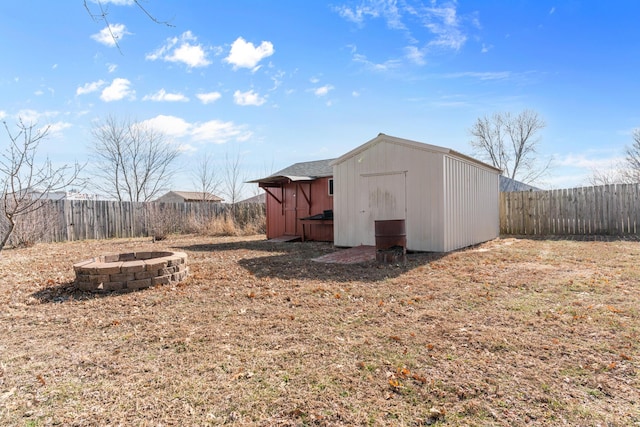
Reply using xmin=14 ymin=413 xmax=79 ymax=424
xmin=4 ymin=200 xmax=265 ymax=244
xmin=500 ymin=183 xmax=640 ymax=236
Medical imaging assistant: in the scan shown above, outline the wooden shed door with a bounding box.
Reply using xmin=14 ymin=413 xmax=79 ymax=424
xmin=358 ymin=172 xmax=407 ymax=245
xmin=283 ymin=185 xmax=297 ymax=235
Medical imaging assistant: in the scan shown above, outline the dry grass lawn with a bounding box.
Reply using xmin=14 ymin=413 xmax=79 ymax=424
xmin=0 ymin=234 xmax=639 ymax=426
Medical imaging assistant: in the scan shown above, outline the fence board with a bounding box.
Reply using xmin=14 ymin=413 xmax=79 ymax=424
xmin=500 ymin=183 xmax=640 ymax=236
xmin=5 ymin=200 xmax=264 ymax=244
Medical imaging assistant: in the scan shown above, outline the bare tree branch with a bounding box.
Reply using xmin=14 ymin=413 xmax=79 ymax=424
xmin=84 ymin=0 xmax=174 ymax=52
xmin=191 ymin=152 xmax=222 ymax=201
xmin=1 ymin=119 xmax=83 ymax=252
xmin=223 ymin=151 xmax=246 ymax=208
xmin=469 ymin=109 xmax=549 ymax=184
xmin=589 ymin=129 xmax=640 ymax=185
xmin=90 ymin=116 xmax=180 ymax=202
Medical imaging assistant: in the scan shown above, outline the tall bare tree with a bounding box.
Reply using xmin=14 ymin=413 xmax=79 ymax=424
xmin=223 ymin=151 xmax=246 ymax=208
xmin=469 ymin=109 xmax=549 ymax=183
xmin=191 ymin=152 xmax=222 ymax=201
xmin=1 ymin=119 xmax=82 ymax=252
xmin=90 ymin=115 xmax=180 ymax=202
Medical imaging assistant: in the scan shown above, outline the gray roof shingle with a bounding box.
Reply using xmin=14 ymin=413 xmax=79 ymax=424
xmin=248 ymin=158 xmax=335 ymax=183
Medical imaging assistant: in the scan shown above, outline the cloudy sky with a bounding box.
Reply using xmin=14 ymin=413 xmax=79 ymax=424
xmin=1 ymin=1 xmax=639 ymax=196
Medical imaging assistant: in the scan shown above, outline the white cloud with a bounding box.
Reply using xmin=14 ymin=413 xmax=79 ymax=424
xmin=91 ymin=23 xmax=130 ymax=47
xmin=77 ymin=80 xmax=106 ymax=95
xmin=556 ymin=153 xmax=624 ymax=170
xmin=192 ymin=120 xmax=252 ymax=143
xmin=225 ymin=37 xmax=274 ymax=71
xmin=143 ymin=89 xmax=189 ymax=102
xmin=100 ymin=78 xmax=135 ymax=102
xmin=337 ymin=0 xmax=469 ymax=66
xmin=15 ymin=109 xmax=48 ymax=124
xmin=107 ymin=63 xmax=118 ymax=73
xmin=196 ymin=91 xmax=222 ymax=104
xmin=141 ymin=114 xmax=252 ymax=144
xmin=146 ymin=31 xmax=211 ymax=68
xmin=333 ymin=4 xmax=379 ymax=25
xmin=0 ymin=110 xmax=6 ymax=120
xmin=352 ymin=51 xmax=402 ymax=72
xmin=423 ymin=4 xmax=467 ymax=50
xmin=313 ymin=85 xmax=334 ymax=97
xmin=233 ymin=90 xmax=266 ymax=106
xmin=47 ymin=121 xmax=73 ymax=137
xmin=405 ymin=45 xmax=426 ymax=65
xmin=142 ymin=115 xmax=191 ymax=138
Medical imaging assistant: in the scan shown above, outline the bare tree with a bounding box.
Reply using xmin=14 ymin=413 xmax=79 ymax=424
xmin=621 ymin=129 xmax=640 ymax=183
xmin=0 ymin=119 xmax=83 ymax=252
xmin=191 ymin=152 xmax=222 ymax=201
xmin=90 ymin=115 xmax=180 ymax=202
xmin=588 ymin=129 xmax=640 ymax=185
xmin=587 ymin=166 xmax=625 ymax=186
xmin=223 ymin=151 xmax=246 ymax=208
xmin=469 ymin=109 xmax=549 ymax=184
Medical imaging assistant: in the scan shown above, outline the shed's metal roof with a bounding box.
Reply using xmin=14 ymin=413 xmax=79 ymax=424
xmin=331 ymin=133 xmax=502 ymax=173
xmin=247 ymin=158 xmax=336 ymax=184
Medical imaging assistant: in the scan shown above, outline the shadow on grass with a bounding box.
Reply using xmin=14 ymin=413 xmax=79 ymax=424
xmin=30 ymin=281 xmax=117 ymax=304
xmin=177 ymin=239 xmax=447 ymax=283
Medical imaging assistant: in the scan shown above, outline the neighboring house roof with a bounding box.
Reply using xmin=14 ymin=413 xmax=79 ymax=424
xmin=331 ymin=133 xmax=502 ymax=173
xmin=247 ymin=158 xmax=336 ymax=185
xmin=156 ymin=191 xmax=224 ymax=202
xmin=499 ymin=176 xmax=541 ymax=192
xmin=238 ymin=193 xmax=266 ymax=204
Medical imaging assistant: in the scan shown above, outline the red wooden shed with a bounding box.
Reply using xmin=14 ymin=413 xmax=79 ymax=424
xmin=248 ymin=159 xmax=335 ymax=241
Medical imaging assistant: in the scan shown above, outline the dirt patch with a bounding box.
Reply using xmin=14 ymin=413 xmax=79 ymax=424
xmin=0 ymin=234 xmax=638 ymax=426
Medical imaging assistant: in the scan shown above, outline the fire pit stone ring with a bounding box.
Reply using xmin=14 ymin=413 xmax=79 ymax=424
xmin=73 ymin=251 xmax=188 ymax=292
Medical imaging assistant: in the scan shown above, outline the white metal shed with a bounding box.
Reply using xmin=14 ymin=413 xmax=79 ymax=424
xmin=331 ymin=133 xmax=501 ymax=252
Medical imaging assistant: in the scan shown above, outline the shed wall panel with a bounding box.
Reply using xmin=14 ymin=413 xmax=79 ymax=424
xmin=334 ymin=138 xmax=446 ymax=251
xmin=443 ymin=156 xmax=499 ymax=252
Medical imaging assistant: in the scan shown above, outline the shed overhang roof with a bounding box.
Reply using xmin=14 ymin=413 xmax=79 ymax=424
xmin=247 ymin=158 xmax=335 ymax=185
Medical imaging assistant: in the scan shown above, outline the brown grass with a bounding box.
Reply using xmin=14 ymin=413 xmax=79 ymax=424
xmin=0 ymin=235 xmax=638 ymax=426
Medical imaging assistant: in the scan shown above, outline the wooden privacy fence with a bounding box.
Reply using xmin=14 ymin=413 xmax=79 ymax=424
xmin=16 ymin=200 xmax=265 ymax=243
xmin=500 ymin=183 xmax=640 ymax=236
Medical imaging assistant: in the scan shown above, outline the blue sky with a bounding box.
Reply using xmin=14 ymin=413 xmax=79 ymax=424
xmin=1 ymin=1 xmax=639 ymax=197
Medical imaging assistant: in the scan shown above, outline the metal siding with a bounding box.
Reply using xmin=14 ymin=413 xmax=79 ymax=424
xmin=443 ymin=156 xmax=499 ymax=252
xmin=405 ymin=150 xmax=445 ymax=252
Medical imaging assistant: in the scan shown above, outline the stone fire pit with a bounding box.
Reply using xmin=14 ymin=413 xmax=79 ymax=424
xmin=73 ymin=251 xmax=188 ymax=292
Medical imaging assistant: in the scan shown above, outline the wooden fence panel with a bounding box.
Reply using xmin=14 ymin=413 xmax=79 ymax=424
xmin=16 ymin=200 xmax=264 ymax=244
xmin=500 ymin=183 xmax=640 ymax=236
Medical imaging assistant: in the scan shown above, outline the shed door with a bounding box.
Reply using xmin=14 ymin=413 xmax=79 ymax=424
xmin=358 ymin=172 xmax=407 ymax=245
xmin=284 ymin=185 xmax=297 ymax=235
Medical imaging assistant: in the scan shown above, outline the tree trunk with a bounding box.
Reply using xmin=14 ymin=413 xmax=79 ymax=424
xmin=0 ymin=217 xmax=16 ymax=253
